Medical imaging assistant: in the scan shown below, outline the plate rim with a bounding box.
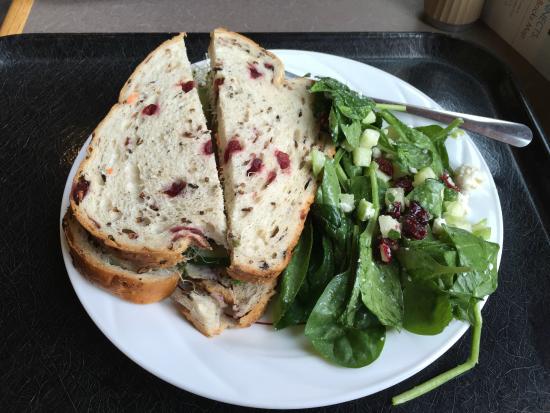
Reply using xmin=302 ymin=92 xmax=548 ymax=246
xmin=59 ymin=49 xmax=503 ymax=409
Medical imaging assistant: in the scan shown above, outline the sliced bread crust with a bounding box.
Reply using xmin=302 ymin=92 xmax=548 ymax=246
xmin=70 ymin=34 xmax=226 ymax=269
xmin=63 ymin=211 xmax=179 ymax=304
xmin=171 ymin=264 xmax=276 ymax=336
xmin=209 ymin=28 xmax=322 ymax=282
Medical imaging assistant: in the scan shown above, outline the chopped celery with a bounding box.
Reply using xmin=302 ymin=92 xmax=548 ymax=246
xmin=413 ymin=167 xmax=437 ymax=187
xmin=362 ymin=111 xmax=376 ymax=124
xmin=352 ymin=147 xmax=372 ymax=167
xmin=360 ymin=129 xmax=380 ymax=148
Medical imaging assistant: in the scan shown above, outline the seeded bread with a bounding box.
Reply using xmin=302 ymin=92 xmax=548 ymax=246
xmin=70 ymin=34 xmax=226 ymax=269
xmin=63 ymin=211 xmax=179 ymax=304
xmin=209 ymin=28 xmax=323 ymax=282
xmin=171 ymin=264 xmax=276 ymax=336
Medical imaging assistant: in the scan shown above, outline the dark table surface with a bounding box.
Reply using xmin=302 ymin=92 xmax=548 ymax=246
xmin=0 ymin=32 xmax=549 ymax=412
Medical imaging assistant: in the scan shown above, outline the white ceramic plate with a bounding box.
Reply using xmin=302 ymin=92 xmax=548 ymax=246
xmin=59 ymin=50 xmax=503 ymax=409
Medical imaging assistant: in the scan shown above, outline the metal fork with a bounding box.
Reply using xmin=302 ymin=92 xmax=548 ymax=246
xmin=285 ymin=71 xmax=532 ymax=147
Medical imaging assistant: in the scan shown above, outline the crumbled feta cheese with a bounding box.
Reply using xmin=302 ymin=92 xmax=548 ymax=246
xmin=455 ymin=165 xmax=484 ymax=192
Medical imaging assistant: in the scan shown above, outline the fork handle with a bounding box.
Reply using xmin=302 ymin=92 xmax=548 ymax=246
xmin=375 ymin=98 xmax=532 ymax=148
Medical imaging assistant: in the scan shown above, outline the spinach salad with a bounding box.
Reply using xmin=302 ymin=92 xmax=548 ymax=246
xmin=272 ymin=78 xmax=500 ymax=405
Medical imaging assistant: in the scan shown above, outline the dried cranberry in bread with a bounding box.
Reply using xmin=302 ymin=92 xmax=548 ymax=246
xmin=63 ymin=211 xmax=179 ymax=304
xmin=209 ymin=28 xmax=324 ymax=282
xmin=70 ymin=34 xmax=226 ymax=269
xmin=171 ymin=264 xmax=276 ymax=336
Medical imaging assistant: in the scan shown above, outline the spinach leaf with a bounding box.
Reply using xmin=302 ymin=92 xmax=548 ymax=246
xmin=402 ymin=279 xmax=453 ymax=335
xmin=397 ymin=143 xmax=433 ymax=170
xmin=406 ymin=178 xmax=445 ymax=218
xmin=305 ymin=271 xmax=385 ymax=368
xmin=320 ymin=160 xmax=341 ymax=207
xmin=273 ymin=221 xmax=314 ymax=329
xmin=349 ymin=176 xmax=371 ymax=203
xmin=380 ymin=110 xmax=444 ymax=175
xmin=442 ymin=225 xmax=500 ymax=300
xmin=443 ymin=187 xmax=459 ymax=203
xmin=328 ymin=106 xmax=340 ymax=143
xmin=275 ymin=232 xmax=336 ymax=328
xmin=310 ymin=77 xmax=375 ymax=121
xmin=396 ymin=247 xmax=470 ymax=281
xmin=341 ymin=120 xmax=362 ymax=148
xmin=310 ymin=204 xmax=351 ymax=269
xmin=359 ymin=257 xmax=404 ymax=328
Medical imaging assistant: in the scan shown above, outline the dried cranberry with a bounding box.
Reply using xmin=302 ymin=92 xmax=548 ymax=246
xmin=247 ymin=158 xmax=263 ymax=176
xmin=386 ymin=202 xmax=402 ymax=219
xmin=203 ymin=140 xmax=214 ymax=155
xmin=248 ymin=64 xmax=263 ymax=79
xmin=181 ymin=80 xmax=195 ymax=93
xmin=402 ymin=216 xmax=428 ymax=240
xmin=224 ymin=138 xmax=243 ymax=163
xmin=72 ymin=176 xmax=90 ymax=205
xmin=393 ymin=176 xmax=414 ymax=194
xmin=379 ymin=240 xmax=393 ymax=263
xmin=264 ymin=62 xmax=274 ymax=70
xmin=407 ymin=201 xmax=430 ymax=225
xmin=266 ymin=170 xmax=277 ymax=186
xmin=375 ymin=157 xmax=394 ymax=177
xmin=440 ymin=172 xmax=460 ymax=192
xmin=142 ymin=104 xmax=158 ymax=116
xmin=275 ymin=150 xmax=290 ymax=170
xmin=163 ymin=180 xmax=186 ymax=197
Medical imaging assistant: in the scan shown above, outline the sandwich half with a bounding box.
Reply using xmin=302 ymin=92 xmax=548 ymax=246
xmin=172 ymin=263 xmax=276 ymax=336
xmin=209 ymin=28 xmax=324 ymax=282
xmin=70 ymin=33 xmax=226 ymax=269
xmin=63 ymin=211 xmax=179 ymax=304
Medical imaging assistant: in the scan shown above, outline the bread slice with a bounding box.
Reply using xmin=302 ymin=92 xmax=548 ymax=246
xmin=70 ymin=33 xmax=226 ymax=269
xmin=209 ymin=28 xmax=324 ymax=282
xmin=171 ymin=263 xmax=276 ymax=336
xmin=63 ymin=211 xmax=179 ymax=304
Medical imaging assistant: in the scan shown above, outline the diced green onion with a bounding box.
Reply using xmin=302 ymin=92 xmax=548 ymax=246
xmin=339 ymin=193 xmax=355 ymax=213
xmin=362 ymin=111 xmax=376 ymax=124
xmin=311 ymin=148 xmax=326 ymax=176
xmin=360 ymin=129 xmax=380 ymax=148
xmin=357 ymin=198 xmax=375 ymax=221
xmin=352 ymin=147 xmax=372 ymax=167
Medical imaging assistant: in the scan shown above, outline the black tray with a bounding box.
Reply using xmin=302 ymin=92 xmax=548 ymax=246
xmin=1 ymin=33 xmax=548 ymax=412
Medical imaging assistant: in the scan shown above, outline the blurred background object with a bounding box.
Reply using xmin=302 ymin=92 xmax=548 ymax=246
xmin=424 ymin=0 xmax=485 ymax=31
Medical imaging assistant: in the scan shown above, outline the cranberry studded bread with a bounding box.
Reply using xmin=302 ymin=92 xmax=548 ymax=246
xmin=70 ymin=34 xmax=226 ymax=269
xmin=171 ymin=264 xmax=276 ymax=336
xmin=63 ymin=212 xmax=179 ymax=304
xmin=209 ymin=28 xmax=323 ymax=282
